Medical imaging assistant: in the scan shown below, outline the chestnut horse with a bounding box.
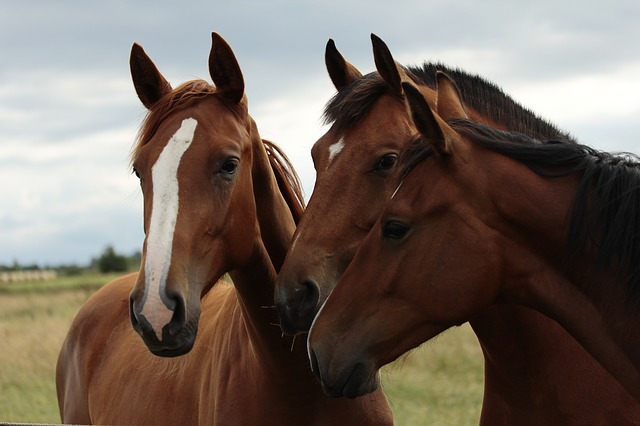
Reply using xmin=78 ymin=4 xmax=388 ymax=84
xmin=308 ymin=77 xmax=640 ymax=412
xmin=56 ymin=33 xmax=392 ymax=425
xmin=277 ymin=35 xmax=639 ymax=423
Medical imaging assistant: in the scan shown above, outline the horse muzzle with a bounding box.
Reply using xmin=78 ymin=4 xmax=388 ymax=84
xmin=129 ymin=292 xmax=199 ymax=357
xmin=308 ymin=342 xmax=380 ymax=399
xmin=275 ymin=277 xmax=321 ymax=336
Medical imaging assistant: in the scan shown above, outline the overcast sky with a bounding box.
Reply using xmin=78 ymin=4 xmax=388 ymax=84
xmin=1 ymin=0 xmax=639 ymax=266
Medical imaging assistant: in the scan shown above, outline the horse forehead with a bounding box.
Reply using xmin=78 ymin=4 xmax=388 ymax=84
xmin=313 ymin=133 xmax=358 ymax=172
xmin=348 ymin=102 xmax=414 ymax=144
xmin=150 ymin=118 xmax=199 ymax=179
xmin=397 ymin=161 xmax=461 ymax=216
xmin=193 ymin=104 xmax=248 ymax=138
xmin=360 ymin=94 xmax=412 ymax=130
xmin=163 ymin=107 xmax=247 ymax=156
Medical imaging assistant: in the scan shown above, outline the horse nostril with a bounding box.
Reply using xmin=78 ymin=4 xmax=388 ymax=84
xmin=128 ymin=288 xmax=186 ymax=341
xmin=295 ymin=280 xmax=320 ymax=318
xmin=129 ymin=295 xmax=140 ymax=330
xmin=165 ymin=292 xmax=186 ymax=337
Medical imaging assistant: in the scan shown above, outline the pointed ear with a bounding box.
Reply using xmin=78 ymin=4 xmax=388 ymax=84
xmin=402 ymin=82 xmax=451 ymax=156
xmin=209 ymin=32 xmax=245 ymax=104
xmin=130 ymin=43 xmax=172 ymax=109
xmin=371 ymin=33 xmax=404 ymax=95
xmin=436 ymin=71 xmax=468 ymax=120
xmin=325 ymin=39 xmax=363 ymax=91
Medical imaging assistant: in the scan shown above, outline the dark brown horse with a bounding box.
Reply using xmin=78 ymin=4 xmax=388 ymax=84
xmin=308 ymin=73 xmax=640 ymax=414
xmin=56 ymin=33 xmax=392 ymax=425
xmin=277 ymin=35 xmax=639 ymax=423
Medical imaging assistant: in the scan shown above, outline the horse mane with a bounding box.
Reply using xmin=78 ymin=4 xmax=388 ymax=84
xmin=404 ymin=118 xmax=640 ymax=298
xmin=323 ymin=72 xmax=393 ymax=131
xmin=263 ymin=139 xmax=306 ymax=224
xmin=323 ymin=62 xmax=575 ymax=143
xmin=129 ymin=79 xmax=305 ymax=223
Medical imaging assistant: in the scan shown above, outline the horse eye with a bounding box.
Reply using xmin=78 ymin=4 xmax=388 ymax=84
xmin=133 ymin=168 xmax=140 ymax=179
xmin=375 ymin=154 xmax=398 ymax=172
xmin=219 ymin=158 xmax=239 ymax=175
xmin=383 ymin=220 xmax=410 ymax=240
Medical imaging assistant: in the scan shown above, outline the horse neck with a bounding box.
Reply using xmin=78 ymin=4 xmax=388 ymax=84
xmin=505 ymin=248 xmax=640 ymax=400
xmin=483 ymin=151 xmax=640 ymax=399
xmin=227 ymin=122 xmax=304 ymax=369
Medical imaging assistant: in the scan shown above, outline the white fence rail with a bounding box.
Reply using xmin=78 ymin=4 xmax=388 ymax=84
xmin=0 ymin=270 xmax=57 ymax=283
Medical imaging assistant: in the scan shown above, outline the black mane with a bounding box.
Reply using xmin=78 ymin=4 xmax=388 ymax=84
xmin=323 ymin=62 xmax=575 ymax=143
xmin=406 ymin=119 xmax=640 ymax=298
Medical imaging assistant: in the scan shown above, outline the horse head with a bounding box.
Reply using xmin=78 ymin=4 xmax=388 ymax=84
xmin=275 ymin=35 xmax=436 ymax=335
xmin=128 ymin=33 xmax=260 ymax=357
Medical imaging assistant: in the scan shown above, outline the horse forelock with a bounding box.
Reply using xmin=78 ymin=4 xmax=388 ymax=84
xmin=322 ymin=72 xmax=399 ymax=131
xmin=130 ymin=80 xmax=243 ymax=167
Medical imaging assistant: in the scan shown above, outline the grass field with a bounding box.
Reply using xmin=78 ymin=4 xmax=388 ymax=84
xmin=0 ymin=274 xmax=483 ymax=425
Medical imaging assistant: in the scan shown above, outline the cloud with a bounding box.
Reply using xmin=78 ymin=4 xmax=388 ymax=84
xmin=251 ymin=74 xmax=336 ymax=198
xmin=0 ymin=66 xmax=143 ymax=264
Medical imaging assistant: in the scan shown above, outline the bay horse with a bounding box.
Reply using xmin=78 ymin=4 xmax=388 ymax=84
xmin=277 ymin=35 xmax=639 ymax=423
xmin=308 ymin=74 xmax=640 ymax=411
xmin=56 ymin=33 xmax=392 ymax=425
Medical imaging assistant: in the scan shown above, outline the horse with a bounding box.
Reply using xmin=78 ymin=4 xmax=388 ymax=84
xmin=56 ymin=33 xmax=393 ymax=425
xmin=308 ymin=72 xmax=640 ymax=412
xmin=276 ymin=35 xmax=640 ymax=424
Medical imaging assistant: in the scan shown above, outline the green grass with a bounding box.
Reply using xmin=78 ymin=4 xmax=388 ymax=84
xmin=382 ymin=326 xmax=483 ymax=425
xmin=0 ymin=282 xmax=99 ymax=423
xmin=0 ymin=272 xmax=123 ymax=294
xmin=0 ymin=274 xmax=484 ymax=424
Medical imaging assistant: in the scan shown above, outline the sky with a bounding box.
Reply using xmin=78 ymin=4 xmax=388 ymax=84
xmin=1 ymin=0 xmax=639 ymax=266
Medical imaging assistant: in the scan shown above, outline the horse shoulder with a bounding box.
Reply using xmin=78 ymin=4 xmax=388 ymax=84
xmin=56 ymin=273 xmax=136 ymax=423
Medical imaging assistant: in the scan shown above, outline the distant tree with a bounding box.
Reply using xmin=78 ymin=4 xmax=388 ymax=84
xmin=97 ymin=245 xmax=129 ymax=273
xmin=127 ymin=250 xmax=142 ymax=271
xmin=56 ymin=264 xmax=84 ymax=276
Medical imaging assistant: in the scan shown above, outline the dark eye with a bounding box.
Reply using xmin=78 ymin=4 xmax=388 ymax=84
xmin=133 ymin=168 xmax=140 ymax=179
xmin=219 ymin=158 xmax=239 ymax=176
xmin=383 ymin=220 xmax=410 ymax=240
xmin=374 ymin=154 xmax=398 ymax=172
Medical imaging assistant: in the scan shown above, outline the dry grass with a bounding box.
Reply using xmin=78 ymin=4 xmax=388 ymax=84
xmin=0 ymin=286 xmax=96 ymax=422
xmin=382 ymin=325 xmax=483 ymax=425
xmin=0 ymin=276 xmax=484 ymax=424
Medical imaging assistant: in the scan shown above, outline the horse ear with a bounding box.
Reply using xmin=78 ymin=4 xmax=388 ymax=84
xmin=130 ymin=43 xmax=172 ymax=109
xmin=209 ymin=32 xmax=245 ymax=104
xmin=402 ymin=82 xmax=451 ymax=156
xmin=371 ymin=34 xmax=404 ymax=95
xmin=325 ymin=39 xmax=363 ymax=91
xmin=436 ymin=71 xmax=468 ymax=120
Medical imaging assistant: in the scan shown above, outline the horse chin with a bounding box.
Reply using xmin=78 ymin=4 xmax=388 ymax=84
xmin=148 ymin=339 xmax=196 ymax=358
xmin=310 ymin=348 xmax=380 ymax=398
xmin=339 ymin=364 xmax=381 ymax=399
xmin=137 ymin=317 xmax=200 ymax=358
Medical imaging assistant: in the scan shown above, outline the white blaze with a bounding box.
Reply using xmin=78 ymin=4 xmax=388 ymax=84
xmin=327 ymin=137 xmax=345 ymax=167
xmin=141 ymin=118 xmax=198 ymax=339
